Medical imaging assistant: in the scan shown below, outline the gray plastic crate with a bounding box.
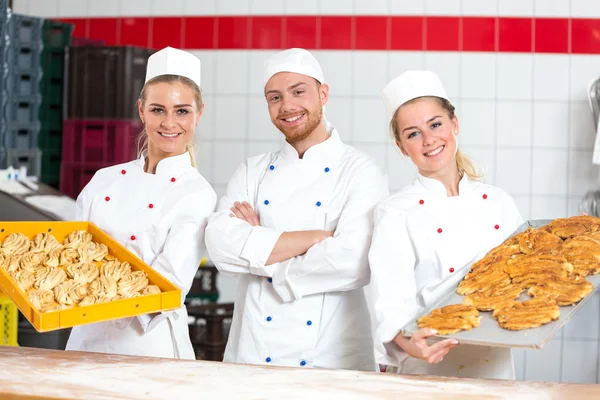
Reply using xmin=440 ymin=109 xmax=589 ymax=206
xmin=7 ymin=43 xmax=43 ymax=70
xmin=3 ymin=94 xmax=41 ymax=124
xmin=5 ymin=68 xmax=42 ymax=96
xmin=3 ymin=121 xmax=40 ymax=150
xmin=5 ymin=148 xmax=42 ymax=177
xmin=8 ymin=14 xmax=43 ymax=46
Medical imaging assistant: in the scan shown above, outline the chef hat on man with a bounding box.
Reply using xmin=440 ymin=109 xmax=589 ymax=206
xmin=263 ymin=48 xmax=331 ymax=130
xmin=145 ymin=47 xmax=201 ymax=87
xmin=381 ymin=70 xmax=449 ymax=123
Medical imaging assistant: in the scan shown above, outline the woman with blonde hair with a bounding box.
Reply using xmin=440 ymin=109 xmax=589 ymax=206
xmin=368 ymin=70 xmax=523 ymax=379
xmin=66 ymin=47 xmax=217 ymax=359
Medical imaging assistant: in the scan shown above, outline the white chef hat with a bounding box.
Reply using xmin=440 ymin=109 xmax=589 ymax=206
xmin=263 ymin=48 xmax=324 ymax=87
xmin=145 ymin=47 xmax=201 ymax=87
xmin=263 ymin=48 xmax=332 ymax=131
xmin=381 ymin=70 xmax=449 ymax=123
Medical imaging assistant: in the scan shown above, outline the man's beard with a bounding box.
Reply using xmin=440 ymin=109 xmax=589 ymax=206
xmin=274 ymin=105 xmax=323 ymax=143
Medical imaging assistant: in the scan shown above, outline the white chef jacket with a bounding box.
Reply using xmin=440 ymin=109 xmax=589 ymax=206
xmin=66 ymin=152 xmax=217 ymax=360
xmin=368 ymin=173 xmax=524 ymax=379
xmin=205 ymin=129 xmax=389 ymax=371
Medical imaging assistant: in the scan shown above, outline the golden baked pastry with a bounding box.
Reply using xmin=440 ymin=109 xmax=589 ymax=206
xmin=417 ymin=304 xmax=481 ymax=335
xmin=469 ymin=245 xmax=521 ymax=272
xmin=493 ymin=298 xmax=560 ymax=330
xmin=549 ymin=215 xmax=600 ymax=239
xmin=43 ymin=246 xmax=62 ymax=268
xmin=1 ymin=233 xmax=30 ymax=256
xmin=561 ymin=236 xmax=600 ymax=276
xmin=101 ymin=261 xmax=131 ymax=282
xmin=457 ymin=261 xmax=511 ymax=296
xmin=34 ymin=266 xmax=67 ymax=291
xmin=518 ymin=227 xmax=563 ymax=254
xmin=118 ymin=271 xmax=149 ymax=298
xmin=3 ymin=255 xmax=21 ymax=273
xmin=10 ymin=269 xmax=35 ymax=292
xmin=142 ymin=285 xmax=161 ymax=295
xmin=88 ymin=276 xmax=118 ymax=300
xmin=20 ymin=251 xmax=45 ymax=273
xmin=63 ymin=230 xmax=93 ymax=249
xmin=527 ymin=275 xmax=594 ymax=306
xmin=463 ymin=283 xmax=524 ymax=311
xmin=504 ymin=253 xmax=573 ymax=280
xmin=30 ymin=233 xmax=61 ymax=254
xmin=41 ymin=303 xmax=69 ymax=313
xmin=66 ymin=262 xmax=99 ymax=285
xmin=27 ymin=288 xmax=55 ymax=310
xmin=59 ymin=248 xmax=79 ymax=266
xmin=78 ymin=294 xmax=111 ymax=307
xmin=53 ymin=280 xmax=88 ymax=305
xmin=78 ymin=242 xmax=109 ymax=263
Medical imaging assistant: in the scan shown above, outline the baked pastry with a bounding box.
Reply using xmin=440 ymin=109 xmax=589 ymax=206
xmin=101 ymin=261 xmax=131 ymax=282
xmin=463 ymin=283 xmax=524 ymax=311
xmin=142 ymin=285 xmax=161 ymax=295
xmin=504 ymin=253 xmax=573 ymax=284
xmin=3 ymin=255 xmax=21 ymax=273
xmin=469 ymin=245 xmax=521 ymax=272
xmin=527 ymin=275 xmax=594 ymax=306
xmin=10 ymin=269 xmax=35 ymax=292
xmin=66 ymin=262 xmax=99 ymax=285
xmin=41 ymin=303 xmax=69 ymax=313
xmin=27 ymin=288 xmax=55 ymax=310
xmin=493 ymin=298 xmax=560 ymax=330
xmin=30 ymin=233 xmax=61 ymax=254
xmin=457 ymin=261 xmax=511 ymax=296
xmin=34 ymin=266 xmax=67 ymax=291
xmin=63 ymin=230 xmax=93 ymax=249
xmin=549 ymin=215 xmax=600 ymax=239
xmin=53 ymin=280 xmax=88 ymax=305
xmin=561 ymin=236 xmax=600 ymax=276
xmin=1 ymin=233 xmax=30 ymax=256
xmin=20 ymin=251 xmax=46 ymax=273
xmin=518 ymin=227 xmax=563 ymax=254
xmin=88 ymin=276 xmax=118 ymax=300
xmin=43 ymin=246 xmax=62 ymax=268
xmin=417 ymin=304 xmax=481 ymax=335
xmin=117 ymin=271 xmax=149 ymax=298
xmin=78 ymin=242 xmax=109 ymax=263
xmin=78 ymin=294 xmax=111 ymax=307
xmin=59 ymin=248 xmax=79 ymax=266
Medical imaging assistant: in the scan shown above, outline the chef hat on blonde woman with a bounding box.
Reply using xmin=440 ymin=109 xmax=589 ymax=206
xmin=263 ymin=48 xmax=332 ymax=131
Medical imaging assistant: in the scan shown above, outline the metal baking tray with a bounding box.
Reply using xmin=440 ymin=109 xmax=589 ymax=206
xmin=401 ymin=219 xmax=600 ymax=349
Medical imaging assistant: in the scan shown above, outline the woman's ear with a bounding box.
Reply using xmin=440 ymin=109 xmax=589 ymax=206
xmin=396 ymin=140 xmax=408 ymax=157
xmin=138 ymin=99 xmax=145 ymax=124
xmin=452 ymin=115 xmax=459 ymax=136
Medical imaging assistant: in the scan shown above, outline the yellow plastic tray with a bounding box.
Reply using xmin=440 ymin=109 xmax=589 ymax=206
xmin=0 ymin=222 xmax=181 ymax=332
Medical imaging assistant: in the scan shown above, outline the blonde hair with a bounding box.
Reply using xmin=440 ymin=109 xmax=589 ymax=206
xmin=389 ymin=96 xmax=482 ymax=181
xmin=138 ymin=74 xmax=203 ymax=167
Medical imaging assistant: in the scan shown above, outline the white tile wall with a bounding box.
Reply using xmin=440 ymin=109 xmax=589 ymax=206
xmin=11 ymin=0 xmax=600 ymax=385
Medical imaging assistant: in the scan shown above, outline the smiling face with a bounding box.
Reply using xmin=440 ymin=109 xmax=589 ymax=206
xmin=393 ymin=97 xmax=459 ymax=175
xmin=264 ymin=72 xmax=329 ymax=143
xmin=138 ymin=80 xmax=203 ymax=158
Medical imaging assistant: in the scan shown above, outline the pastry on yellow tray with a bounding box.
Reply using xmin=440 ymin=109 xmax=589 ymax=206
xmin=463 ymin=283 xmax=524 ymax=311
xmin=63 ymin=230 xmax=93 ymax=249
xmin=457 ymin=260 xmax=511 ymax=296
xmin=53 ymin=280 xmax=88 ymax=305
xmin=1 ymin=233 xmax=31 ymax=257
xmin=78 ymin=294 xmax=112 ymax=307
xmin=527 ymin=275 xmax=594 ymax=306
xmin=493 ymin=298 xmax=560 ymax=330
xmin=101 ymin=260 xmax=131 ymax=282
xmin=3 ymin=255 xmax=21 ymax=273
xmin=518 ymin=227 xmax=563 ymax=254
xmin=66 ymin=262 xmax=99 ymax=285
xmin=117 ymin=271 xmax=149 ymax=298
xmin=417 ymin=304 xmax=481 ymax=335
xmin=59 ymin=248 xmax=79 ymax=266
xmin=43 ymin=246 xmax=62 ymax=268
xmin=78 ymin=242 xmax=109 ymax=263
xmin=88 ymin=276 xmax=118 ymax=300
xmin=142 ymin=285 xmax=161 ymax=295
xmin=20 ymin=251 xmax=45 ymax=273
xmin=34 ymin=266 xmax=67 ymax=291
xmin=27 ymin=288 xmax=55 ymax=310
xmin=10 ymin=269 xmax=35 ymax=292
xmin=30 ymin=233 xmax=61 ymax=254
xmin=549 ymin=215 xmax=600 ymax=239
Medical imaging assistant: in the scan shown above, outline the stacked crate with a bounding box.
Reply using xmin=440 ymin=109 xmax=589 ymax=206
xmin=38 ymin=20 xmax=73 ymax=188
xmin=60 ymin=46 xmax=151 ymax=199
xmin=2 ymin=13 xmax=43 ymax=177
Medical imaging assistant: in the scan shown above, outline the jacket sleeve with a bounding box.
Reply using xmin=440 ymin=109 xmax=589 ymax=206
xmin=204 ymin=162 xmax=285 ymax=277
xmin=269 ymin=162 xmax=389 ymax=303
xmin=368 ymin=202 xmax=422 ymax=367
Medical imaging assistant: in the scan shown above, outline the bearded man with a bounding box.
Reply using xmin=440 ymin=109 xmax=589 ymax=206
xmin=205 ymin=48 xmax=389 ymax=371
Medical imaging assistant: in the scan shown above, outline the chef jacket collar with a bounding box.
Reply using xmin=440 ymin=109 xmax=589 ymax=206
xmin=137 ymin=151 xmax=194 ymax=175
xmin=280 ymin=128 xmax=344 ymax=163
xmin=416 ymin=172 xmax=475 ymax=197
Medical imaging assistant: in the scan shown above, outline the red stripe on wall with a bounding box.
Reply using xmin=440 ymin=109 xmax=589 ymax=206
xmin=56 ymin=15 xmax=600 ymax=54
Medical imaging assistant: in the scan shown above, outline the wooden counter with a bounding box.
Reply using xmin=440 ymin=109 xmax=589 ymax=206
xmin=1 ymin=347 xmax=599 ymax=399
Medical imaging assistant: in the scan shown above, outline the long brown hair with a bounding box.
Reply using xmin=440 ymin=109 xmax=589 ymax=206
xmin=138 ymin=74 xmax=203 ymax=167
xmin=389 ymin=96 xmax=481 ymax=180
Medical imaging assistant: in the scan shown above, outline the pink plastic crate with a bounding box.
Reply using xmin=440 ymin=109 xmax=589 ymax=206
xmin=62 ymin=119 xmax=143 ymax=164
xmin=59 ymin=161 xmax=112 ymax=199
